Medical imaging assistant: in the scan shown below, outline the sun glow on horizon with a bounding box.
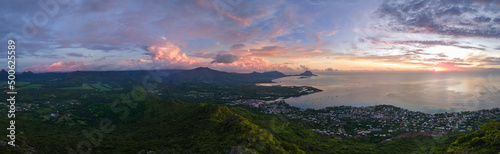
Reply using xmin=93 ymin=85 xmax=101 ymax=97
xmin=432 ymin=67 xmax=446 ymax=72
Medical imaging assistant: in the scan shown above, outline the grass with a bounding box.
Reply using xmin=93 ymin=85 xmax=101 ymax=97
xmin=187 ymin=90 xmax=214 ymax=95
xmin=16 ymin=82 xmax=31 ymax=86
xmin=61 ymin=85 xmax=94 ymax=90
xmin=102 ymin=84 xmax=113 ymax=89
xmin=16 ymin=84 xmax=43 ymax=90
xmin=90 ymin=83 xmax=111 ymax=91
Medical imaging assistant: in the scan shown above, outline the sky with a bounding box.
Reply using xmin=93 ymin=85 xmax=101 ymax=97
xmin=1 ymin=0 xmax=500 ymax=73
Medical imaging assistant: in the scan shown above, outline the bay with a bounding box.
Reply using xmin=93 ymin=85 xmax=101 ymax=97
xmin=259 ymin=71 xmax=500 ymax=113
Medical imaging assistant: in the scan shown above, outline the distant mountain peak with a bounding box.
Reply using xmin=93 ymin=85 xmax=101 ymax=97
xmin=189 ymin=67 xmax=222 ymax=73
xmin=168 ymin=67 xmax=287 ymax=84
xmin=21 ymin=71 xmax=34 ymax=75
xmin=0 ymin=69 xmax=7 ymax=76
xmin=299 ymin=70 xmax=317 ymax=76
xmin=193 ymin=67 xmax=213 ymax=70
xmin=265 ymin=70 xmax=280 ymax=73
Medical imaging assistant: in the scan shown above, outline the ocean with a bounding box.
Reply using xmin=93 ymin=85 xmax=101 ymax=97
xmin=259 ymin=71 xmax=500 ymax=113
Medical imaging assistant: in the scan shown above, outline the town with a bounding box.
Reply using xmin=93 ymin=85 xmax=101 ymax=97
xmin=232 ymin=99 xmax=500 ymax=139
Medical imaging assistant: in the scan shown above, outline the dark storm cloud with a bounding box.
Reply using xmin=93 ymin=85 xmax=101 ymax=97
xmin=66 ymin=53 xmax=91 ymax=58
xmin=379 ymin=40 xmax=485 ymax=51
xmin=376 ymin=0 xmax=500 ymax=38
xmin=403 ymin=49 xmax=448 ymax=57
xmin=229 ymin=44 xmax=245 ymax=50
xmin=481 ymin=57 xmax=500 ymax=65
xmin=249 ymin=46 xmax=285 ymax=57
xmin=436 ymin=6 xmax=463 ymax=16
xmin=454 ymin=45 xmax=486 ymax=51
xmin=211 ymin=54 xmax=239 ymax=64
xmin=0 ymin=0 xmax=298 ymax=64
xmin=473 ymin=16 xmax=492 ymax=23
xmin=405 ymin=49 xmax=426 ymax=55
xmin=493 ymin=18 xmax=500 ymax=23
xmin=393 ymin=40 xmax=458 ymax=46
xmin=39 ymin=53 xmax=64 ymax=59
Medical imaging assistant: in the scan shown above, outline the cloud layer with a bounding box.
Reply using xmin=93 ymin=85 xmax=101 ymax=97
xmin=0 ymin=0 xmax=499 ymax=72
xmin=375 ymin=0 xmax=500 ymax=38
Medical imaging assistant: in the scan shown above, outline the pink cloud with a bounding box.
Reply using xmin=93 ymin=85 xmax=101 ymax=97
xmin=322 ymin=30 xmax=339 ymax=36
xmin=224 ymin=11 xmax=253 ymax=27
xmin=23 ymin=61 xmax=88 ymax=72
xmin=144 ymin=41 xmax=200 ymax=65
xmin=433 ymin=62 xmax=467 ymax=71
xmin=23 ymin=40 xmax=305 ymax=73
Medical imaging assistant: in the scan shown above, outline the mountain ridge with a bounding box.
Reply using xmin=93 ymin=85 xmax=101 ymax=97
xmin=167 ymin=67 xmax=316 ymax=84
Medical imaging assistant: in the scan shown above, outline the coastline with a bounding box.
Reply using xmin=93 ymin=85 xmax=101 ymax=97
xmin=256 ymin=73 xmax=500 ymax=114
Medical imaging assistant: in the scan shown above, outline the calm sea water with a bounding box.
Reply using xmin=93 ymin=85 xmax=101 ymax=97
xmin=259 ymin=71 xmax=500 ymax=113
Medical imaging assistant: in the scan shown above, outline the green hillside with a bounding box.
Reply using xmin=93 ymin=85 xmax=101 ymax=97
xmin=0 ymin=99 xmax=289 ymax=153
xmin=446 ymin=120 xmax=500 ymax=153
xmin=0 ymin=97 xmax=497 ymax=153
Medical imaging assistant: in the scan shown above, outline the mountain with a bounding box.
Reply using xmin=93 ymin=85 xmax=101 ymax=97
xmin=132 ymin=99 xmax=289 ymax=153
xmin=166 ymin=67 xmax=232 ymax=83
xmin=167 ymin=67 xmax=287 ymax=84
xmin=0 ymin=69 xmax=7 ymax=77
xmin=20 ymin=71 xmax=34 ymax=75
xmin=0 ymin=69 xmax=183 ymax=87
xmin=1 ymin=99 xmax=291 ymax=153
xmin=2 ymin=67 xmax=288 ymax=85
xmin=247 ymin=70 xmax=287 ymax=79
xmin=298 ymin=70 xmax=317 ymax=76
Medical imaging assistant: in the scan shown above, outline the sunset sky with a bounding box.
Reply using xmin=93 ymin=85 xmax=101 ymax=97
xmin=1 ymin=0 xmax=500 ymax=73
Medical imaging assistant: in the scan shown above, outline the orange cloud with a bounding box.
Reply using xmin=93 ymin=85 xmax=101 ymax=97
xmin=224 ymin=11 xmax=252 ymax=27
xmin=433 ymin=62 xmax=466 ymax=71
xmin=23 ymin=61 xmax=87 ymax=72
xmin=145 ymin=41 xmax=199 ymax=65
xmin=23 ymin=42 xmax=302 ymax=73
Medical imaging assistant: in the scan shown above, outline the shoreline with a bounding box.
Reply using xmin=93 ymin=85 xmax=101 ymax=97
xmin=257 ymin=74 xmax=500 ymax=114
xmin=271 ymin=98 xmax=500 ymax=115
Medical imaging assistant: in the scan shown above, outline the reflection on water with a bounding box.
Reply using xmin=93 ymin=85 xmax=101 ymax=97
xmin=255 ymin=83 xmax=273 ymax=86
xmin=261 ymin=71 xmax=500 ymax=113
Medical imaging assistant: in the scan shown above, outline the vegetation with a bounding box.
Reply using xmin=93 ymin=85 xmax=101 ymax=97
xmin=0 ymin=68 xmax=497 ymax=153
xmin=0 ymin=97 xmax=484 ymax=153
xmin=446 ymin=120 xmax=500 ymax=153
xmin=0 ymin=91 xmax=498 ymax=153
